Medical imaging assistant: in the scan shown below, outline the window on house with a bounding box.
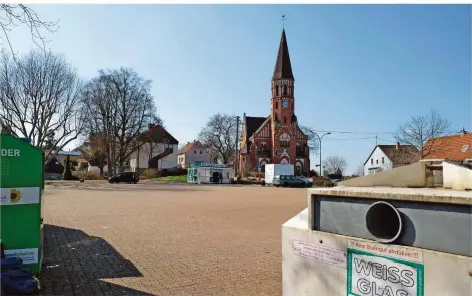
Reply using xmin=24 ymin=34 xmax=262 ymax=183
xmin=461 ymin=145 xmax=469 ymax=152
xmin=200 ymin=151 xmax=202 ymax=154
xmin=382 ymin=157 xmax=384 ymax=164
xmin=371 ymin=159 xmax=373 ymax=165
xmin=376 ymin=159 xmax=378 ymax=164
xmin=194 ymin=150 xmax=196 ymax=154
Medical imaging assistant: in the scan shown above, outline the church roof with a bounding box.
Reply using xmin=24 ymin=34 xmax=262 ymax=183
xmin=272 ymin=29 xmax=294 ymax=80
xmin=245 ymin=116 xmax=267 ymax=141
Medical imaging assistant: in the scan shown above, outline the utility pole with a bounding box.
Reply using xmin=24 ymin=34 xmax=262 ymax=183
xmin=235 ymin=116 xmax=240 ymax=176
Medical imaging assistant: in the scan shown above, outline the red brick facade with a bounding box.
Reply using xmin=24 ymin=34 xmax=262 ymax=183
xmin=239 ymin=29 xmax=310 ymax=176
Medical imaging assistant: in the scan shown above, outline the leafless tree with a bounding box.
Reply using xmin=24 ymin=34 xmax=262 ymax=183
xmin=1 ymin=5 xmax=58 ymax=57
xmin=299 ymin=126 xmax=320 ymax=154
xmin=199 ymin=113 xmax=237 ymax=164
xmin=323 ymin=155 xmax=348 ymax=175
xmin=0 ymin=50 xmax=85 ymax=161
xmin=354 ymin=164 xmax=364 ymax=177
xmin=82 ymin=68 xmax=158 ymax=175
xmin=78 ymin=133 xmax=108 ymax=176
xmin=395 ymin=109 xmax=451 ymax=159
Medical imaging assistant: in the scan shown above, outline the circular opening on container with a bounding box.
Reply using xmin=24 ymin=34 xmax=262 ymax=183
xmin=365 ymin=201 xmax=402 ymax=243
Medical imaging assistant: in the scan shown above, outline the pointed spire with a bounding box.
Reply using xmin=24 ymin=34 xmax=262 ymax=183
xmin=272 ymin=29 xmax=294 ymax=80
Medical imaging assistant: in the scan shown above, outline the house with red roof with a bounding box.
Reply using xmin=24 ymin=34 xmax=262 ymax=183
xmin=177 ymin=141 xmax=211 ymax=169
xmin=416 ymin=129 xmax=472 ymax=168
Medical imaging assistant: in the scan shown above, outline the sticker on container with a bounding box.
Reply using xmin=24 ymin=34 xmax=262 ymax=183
xmin=4 ymin=248 xmax=38 ymax=265
xmin=293 ymin=239 xmax=347 ymax=268
xmin=347 ymin=248 xmax=424 ymax=296
xmin=348 ymin=239 xmax=423 ymax=263
xmin=0 ymin=187 xmax=40 ymax=205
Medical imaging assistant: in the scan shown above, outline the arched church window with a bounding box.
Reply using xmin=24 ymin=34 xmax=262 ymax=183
xmin=275 ymin=86 xmax=279 ymax=96
xmin=284 ymin=116 xmax=287 ymax=124
xmin=275 ymin=101 xmax=278 ymax=109
xmin=283 ymin=85 xmax=287 ymax=95
xmin=280 ymin=133 xmax=290 ymax=147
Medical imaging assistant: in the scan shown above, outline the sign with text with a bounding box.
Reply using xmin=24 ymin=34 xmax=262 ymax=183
xmin=348 ymin=239 xmax=423 ymax=263
xmin=347 ymin=248 xmax=424 ymax=296
xmin=4 ymin=248 xmax=38 ymax=264
xmin=293 ymin=239 xmax=346 ymax=269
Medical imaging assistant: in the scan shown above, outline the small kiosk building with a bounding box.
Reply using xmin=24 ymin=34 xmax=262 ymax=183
xmin=187 ymin=162 xmax=234 ymax=184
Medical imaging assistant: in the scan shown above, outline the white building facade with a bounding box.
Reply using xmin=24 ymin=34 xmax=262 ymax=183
xmin=364 ymin=146 xmax=393 ymax=176
xmin=364 ymin=143 xmax=418 ymax=176
xmin=129 ymin=143 xmax=178 ymax=172
xmin=177 ymin=141 xmax=211 ymax=168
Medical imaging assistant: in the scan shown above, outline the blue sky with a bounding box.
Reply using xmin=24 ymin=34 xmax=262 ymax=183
xmin=5 ymin=4 xmax=471 ymax=174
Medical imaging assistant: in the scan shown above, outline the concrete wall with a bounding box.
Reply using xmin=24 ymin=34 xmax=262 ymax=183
xmin=364 ymin=146 xmax=393 ymax=176
xmin=443 ymin=161 xmax=472 ymax=190
xmin=339 ymin=162 xmax=428 ymax=188
xmin=282 ymin=209 xmax=472 ymax=296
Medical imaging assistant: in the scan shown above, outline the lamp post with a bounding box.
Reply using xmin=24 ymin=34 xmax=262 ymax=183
xmin=313 ymin=132 xmax=331 ymax=176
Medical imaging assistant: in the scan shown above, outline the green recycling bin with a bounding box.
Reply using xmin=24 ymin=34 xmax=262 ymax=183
xmin=0 ymin=134 xmax=44 ymax=274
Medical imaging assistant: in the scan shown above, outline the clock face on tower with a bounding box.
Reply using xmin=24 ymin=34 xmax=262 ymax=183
xmin=282 ymin=101 xmax=288 ymax=109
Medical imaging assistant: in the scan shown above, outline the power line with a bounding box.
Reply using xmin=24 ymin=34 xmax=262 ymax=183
xmin=324 ymin=137 xmax=377 ymax=141
xmin=311 ymin=129 xmax=395 ymax=135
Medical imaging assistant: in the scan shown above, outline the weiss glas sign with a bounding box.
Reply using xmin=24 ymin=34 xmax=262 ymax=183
xmin=0 ymin=135 xmax=45 ymax=274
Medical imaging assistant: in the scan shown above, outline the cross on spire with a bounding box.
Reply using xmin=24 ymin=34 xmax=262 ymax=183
xmin=281 ymin=15 xmax=286 ymax=29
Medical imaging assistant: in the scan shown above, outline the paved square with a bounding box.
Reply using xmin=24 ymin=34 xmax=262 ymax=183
xmin=40 ymin=183 xmax=307 ymax=295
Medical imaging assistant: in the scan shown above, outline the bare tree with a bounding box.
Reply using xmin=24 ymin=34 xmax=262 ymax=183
xmin=323 ymin=156 xmax=348 ymax=175
xmin=299 ymin=126 xmax=320 ymax=154
xmin=199 ymin=113 xmax=237 ymax=164
xmin=0 ymin=50 xmax=85 ymax=161
xmin=78 ymin=133 xmax=108 ymax=176
xmin=395 ymin=109 xmax=451 ymax=159
xmin=354 ymin=164 xmax=364 ymax=177
xmin=1 ymin=5 xmax=58 ymax=56
xmin=82 ymin=68 xmax=159 ymax=175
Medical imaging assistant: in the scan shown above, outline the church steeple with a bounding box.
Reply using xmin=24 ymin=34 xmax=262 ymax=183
xmin=272 ymin=29 xmax=294 ymax=80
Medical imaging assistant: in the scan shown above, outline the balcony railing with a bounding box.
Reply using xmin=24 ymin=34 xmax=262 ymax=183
xmin=256 ymin=149 xmax=271 ymax=157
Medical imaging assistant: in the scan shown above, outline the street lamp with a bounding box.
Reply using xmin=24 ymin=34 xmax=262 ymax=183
xmin=312 ymin=132 xmax=331 ymax=176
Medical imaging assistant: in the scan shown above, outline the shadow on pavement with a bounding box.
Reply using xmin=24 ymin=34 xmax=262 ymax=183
xmin=40 ymin=225 xmax=152 ymax=295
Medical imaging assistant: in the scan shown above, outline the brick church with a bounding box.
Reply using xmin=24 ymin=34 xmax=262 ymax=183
xmin=239 ymin=29 xmax=310 ymax=176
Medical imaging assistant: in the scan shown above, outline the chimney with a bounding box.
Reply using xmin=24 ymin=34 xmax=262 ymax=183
xmin=460 ymin=128 xmax=467 ymax=137
xmin=396 ymin=142 xmax=400 ymax=150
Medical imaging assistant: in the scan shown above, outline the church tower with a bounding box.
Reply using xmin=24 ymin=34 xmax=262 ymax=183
xmin=270 ymin=29 xmax=297 ymax=164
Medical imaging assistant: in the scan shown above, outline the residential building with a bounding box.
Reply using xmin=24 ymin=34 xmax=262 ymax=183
xmin=416 ymin=129 xmax=472 ymax=168
xmin=129 ymin=124 xmax=179 ymax=172
xmin=177 ymin=141 xmax=211 ymax=168
xmin=239 ymin=29 xmax=310 ymax=176
xmin=364 ymin=142 xmax=418 ymax=176
xmin=44 ymin=156 xmax=64 ymax=180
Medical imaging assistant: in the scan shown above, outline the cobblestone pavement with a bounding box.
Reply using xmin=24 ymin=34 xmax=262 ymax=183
xmin=40 ymin=183 xmax=307 ymax=295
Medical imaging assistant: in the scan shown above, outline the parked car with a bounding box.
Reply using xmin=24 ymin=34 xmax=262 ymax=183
xmin=297 ymin=176 xmax=313 ymax=187
xmin=273 ymin=174 xmax=307 ymax=187
xmin=108 ymin=172 xmax=139 ymax=184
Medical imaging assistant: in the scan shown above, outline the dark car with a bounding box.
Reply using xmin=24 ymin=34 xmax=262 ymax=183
xmin=108 ymin=172 xmax=139 ymax=184
xmin=273 ymin=174 xmax=307 ymax=187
